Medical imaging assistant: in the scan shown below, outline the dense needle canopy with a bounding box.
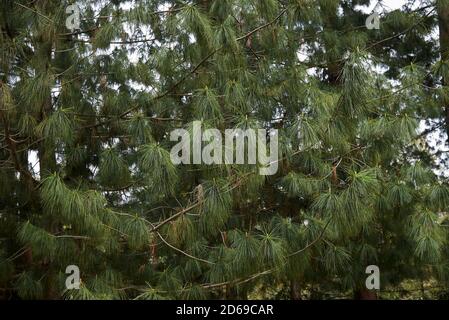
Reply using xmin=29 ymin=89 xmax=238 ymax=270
xmin=1 ymin=0 xmax=449 ymax=300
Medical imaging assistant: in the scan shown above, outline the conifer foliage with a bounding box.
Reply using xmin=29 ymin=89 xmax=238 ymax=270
xmin=1 ymin=0 xmax=449 ymax=299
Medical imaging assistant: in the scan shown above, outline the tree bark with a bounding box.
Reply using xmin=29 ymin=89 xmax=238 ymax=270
xmin=37 ymin=37 xmax=56 ymax=178
xmin=437 ymin=1 xmax=449 ymax=141
xmin=354 ymin=288 xmax=378 ymax=300
xmin=290 ymin=280 xmax=302 ymax=300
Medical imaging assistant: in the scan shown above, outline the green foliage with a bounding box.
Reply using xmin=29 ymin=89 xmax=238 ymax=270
xmin=16 ymin=272 xmax=44 ymax=300
xmin=138 ymin=143 xmax=178 ymax=196
xmin=121 ymin=215 xmax=150 ymax=250
xmin=98 ymin=148 xmax=131 ymax=188
xmin=18 ymin=222 xmax=56 ymax=259
xmin=1 ymin=0 xmax=449 ymax=301
xmin=36 ymin=109 xmax=75 ymax=144
xmin=199 ymin=179 xmax=232 ymax=234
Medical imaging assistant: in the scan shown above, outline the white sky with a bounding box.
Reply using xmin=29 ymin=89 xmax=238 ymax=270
xmin=376 ymin=0 xmax=407 ymax=10
xmin=360 ymin=0 xmax=407 ymax=12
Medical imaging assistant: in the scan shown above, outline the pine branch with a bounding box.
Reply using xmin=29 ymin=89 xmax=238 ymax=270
xmin=149 ymin=222 xmax=215 ymax=265
xmin=287 ymin=219 xmax=332 ymax=257
xmin=14 ymin=2 xmax=53 ymax=23
xmin=151 ymin=202 xmax=201 ymax=232
xmin=0 ymin=108 xmax=36 ymax=187
xmin=85 ymin=7 xmax=289 ymax=129
xmin=366 ymin=8 xmax=436 ymax=50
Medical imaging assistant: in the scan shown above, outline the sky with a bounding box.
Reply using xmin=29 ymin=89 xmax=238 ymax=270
xmin=363 ymin=0 xmax=407 ymax=11
xmin=376 ymin=0 xmax=407 ymax=10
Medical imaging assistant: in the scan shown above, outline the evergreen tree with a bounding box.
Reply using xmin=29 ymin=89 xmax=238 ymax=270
xmin=1 ymin=0 xmax=449 ymax=300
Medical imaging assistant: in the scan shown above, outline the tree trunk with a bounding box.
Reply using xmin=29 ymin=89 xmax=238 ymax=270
xmin=37 ymin=39 xmax=56 ymax=178
xmin=354 ymin=288 xmax=378 ymax=300
xmin=437 ymin=1 xmax=449 ymax=141
xmin=225 ymin=285 xmax=247 ymax=299
xmin=290 ymin=280 xmax=302 ymax=300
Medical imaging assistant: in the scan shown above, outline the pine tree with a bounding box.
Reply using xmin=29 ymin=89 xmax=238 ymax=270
xmin=1 ymin=0 xmax=449 ymax=300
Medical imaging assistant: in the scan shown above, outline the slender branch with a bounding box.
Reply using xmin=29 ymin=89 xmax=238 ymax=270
xmin=236 ymin=8 xmax=287 ymax=42
xmin=149 ymin=222 xmax=215 ymax=265
xmin=287 ymin=219 xmax=332 ymax=257
xmin=54 ymin=235 xmax=90 ymax=240
xmin=150 ymin=202 xmax=201 ymax=232
xmin=14 ymin=2 xmax=53 ymax=22
xmin=202 ymin=270 xmax=274 ymax=289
